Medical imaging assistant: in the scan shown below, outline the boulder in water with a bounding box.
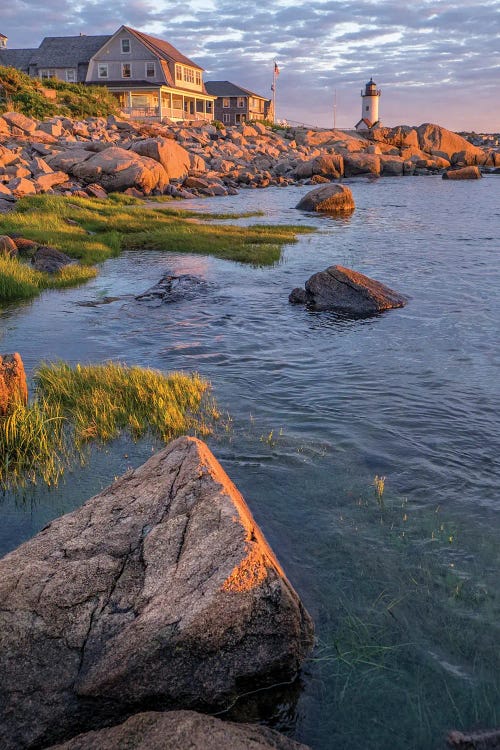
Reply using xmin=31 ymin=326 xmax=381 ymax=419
xmin=295 ymin=184 xmax=355 ymax=213
xmin=289 ymin=265 xmax=407 ymax=314
xmin=0 ymin=436 xmax=314 ymax=749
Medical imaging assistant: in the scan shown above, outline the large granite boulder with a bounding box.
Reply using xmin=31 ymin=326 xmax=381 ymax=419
xmin=47 ymin=710 xmax=310 ymax=750
xmin=130 ymin=138 xmax=190 ymax=180
xmin=0 ymin=436 xmax=313 ymax=749
xmin=417 ymin=124 xmax=487 ymax=165
xmin=442 ymin=166 xmax=482 ymax=180
xmin=71 ymin=147 xmax=169 ymax=194
xmin=45 ymin=149 xmax=94 ymax=173
xmin=0 ymin=352 xmax=28 ymax=415
xmin=296 ymin=184 xmax=355 ymax=213
xmin=290 ymin=265 xmax=407 ymax=314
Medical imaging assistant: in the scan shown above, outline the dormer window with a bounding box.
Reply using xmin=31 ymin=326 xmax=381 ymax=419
xmin=121 ymin=38 xmax=131 ymax=53
xmin=175 ymin=65 xmax=182 ymax=80
xmin=195 ymin=71 xmax=201 ymax=86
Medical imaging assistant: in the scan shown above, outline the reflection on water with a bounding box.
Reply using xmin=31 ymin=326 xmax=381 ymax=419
xmin=1 ymin=177 xmax=499 ymax=749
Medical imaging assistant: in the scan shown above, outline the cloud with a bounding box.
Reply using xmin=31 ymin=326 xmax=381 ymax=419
xmin=2 ymin=0 xmax=499 ymax=130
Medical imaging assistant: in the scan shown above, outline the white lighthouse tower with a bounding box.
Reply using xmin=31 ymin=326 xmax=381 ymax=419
xmin=355 ymin=78 xmax=381 ymax=131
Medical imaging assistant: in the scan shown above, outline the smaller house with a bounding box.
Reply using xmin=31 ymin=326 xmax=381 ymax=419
xmin=0 ymin=33 xmax=7 ymax=50
xmin=205 ymin=81 xmax=272 ymax=125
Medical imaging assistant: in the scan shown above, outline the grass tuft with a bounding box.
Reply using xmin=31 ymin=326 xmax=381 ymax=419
xmin=0 ymin=255 xmax=97 ymax=305
xmin=0 ymin=361 xmax=219 ymax=489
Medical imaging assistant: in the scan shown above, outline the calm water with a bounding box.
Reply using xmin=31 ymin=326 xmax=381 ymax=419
xmin=1 ymin=177 xmax=499 ymax=749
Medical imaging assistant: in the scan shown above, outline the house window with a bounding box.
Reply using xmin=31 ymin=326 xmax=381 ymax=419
xmin=175 ymin=64 xmax=182 ymax=80
xmin=40 ymin=69 xmax=56 ymax=80
xmin=206 ymin=101 xmax=212 ymax=112
xmin=121 ymin=38 xmax=131 ymax=53
xmin=365 ymin=105 xmax=369 ymax=111
xmin=122 ymin=63 xmax=131 ymax=78
xmin=145 ymin=62 xmax=155 ymax=78
xmin=237 ymin=97 xmax=245 ymax=108
xmin=222 ymin=98 xmax=230 ymax=108
xmin=65 ymin=69 xmax=76 ymax=82
xmin=235 ymin=113 xmax=245 ymax=123
xmin=223 ymin=113 xmax=230 ymax=124
xmin=195 ymin=71 xmax=201 ymax=86
xmin=183 ymin=67 xmax=194 ymax=83
xmin=98 ymin=64 xmax=108 ymax=78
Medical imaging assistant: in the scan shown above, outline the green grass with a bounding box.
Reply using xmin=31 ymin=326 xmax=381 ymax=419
xmin=0 ymin=255 xmax=97 ymax=304
xmin=0 ymin=65 xmax=119 ymax=118
xmin=0 ymin=361 xmax=218 ymax=489
xmin=1 ymin=194 xmax=313 ymax=260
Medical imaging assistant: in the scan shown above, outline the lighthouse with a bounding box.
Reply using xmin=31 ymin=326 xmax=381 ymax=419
xmin=355 ymin=78 xmax=381 ymax=131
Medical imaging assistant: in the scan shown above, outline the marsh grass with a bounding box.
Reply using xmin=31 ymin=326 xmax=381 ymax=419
xmin=0 ymin=361 xmax=218 ymax=489
xmin=0 ymin=399 xmax=67 ymax=488
xmin=0 ymin=255 xmax=97 ymax=304
xmin=0 ymin=194 xmax=314 ymax=301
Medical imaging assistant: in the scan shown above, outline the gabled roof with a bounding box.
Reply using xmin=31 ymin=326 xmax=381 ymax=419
xmin=0 ymin=33 xmax=7 ymax=39
xmin=0 ymin=48 xmax=37 ymax=70
xmin=205 ymin=80 xmax=269 ymax=100
xmin=30 ymin=35 xmax=111 ymax=68
xmin=125 ymin=27 xmax=203 ymax=71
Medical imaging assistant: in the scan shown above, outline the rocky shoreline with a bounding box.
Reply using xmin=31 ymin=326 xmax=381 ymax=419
xmin=0 ymin=112 xmax=498 ymax=210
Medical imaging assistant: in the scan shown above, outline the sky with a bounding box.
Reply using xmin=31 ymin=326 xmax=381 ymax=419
xmin=1 ymin=0 xmax=499 ymax=132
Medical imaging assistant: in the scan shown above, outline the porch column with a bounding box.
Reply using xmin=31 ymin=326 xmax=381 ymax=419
xmin=127 ymin=90 xmax=132 ymax=109
xmin=203 ymin=99 xmax=206 ymax=120
xmin=182 ymin=94 xmax=185 ymax=117
xmin=158 ymin=89 xmax=163 ymax=121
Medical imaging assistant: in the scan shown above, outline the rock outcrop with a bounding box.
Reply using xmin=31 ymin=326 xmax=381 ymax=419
xmin=295 ymin=184 xmax=355 ymax=213
xmin=0 ymin=436 xmax=313 ymax=749
xmin=290 ymin=265 xmax=407 ymax=314
xmin=0 ymin=352 xmax=28 ymax=415
xmin=47 ymin=710 xmax=310 ymax=750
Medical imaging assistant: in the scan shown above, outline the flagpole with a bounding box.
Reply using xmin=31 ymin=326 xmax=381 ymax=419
xmin=273 ymin=63 xmax=277 ymax=123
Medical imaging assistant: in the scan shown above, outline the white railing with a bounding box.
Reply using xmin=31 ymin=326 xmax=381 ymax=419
xmin=121 ymin=106 xmax=212 ymax=121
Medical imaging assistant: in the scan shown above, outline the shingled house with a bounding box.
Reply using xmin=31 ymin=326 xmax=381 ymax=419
xmin=0 ymin=26 xmax=216 ymax=121
xmin=205 ymin=81 xmax=272 ymax=125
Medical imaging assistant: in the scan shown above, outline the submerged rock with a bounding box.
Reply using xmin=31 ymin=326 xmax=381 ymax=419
xmin=0 ymin=352 xmax=28 ymax=415
xmin=0 ymin=436 xmax=314 ymax=749
xmin=46 ymin=710 xmax=311 ymax=750
xmin=295 ymin=184 xmax=355 ymax=213
xmin=289 ymin=265 xmax=407 ymax=314
xmin=135 ymin=273 xmax=211 ymax=304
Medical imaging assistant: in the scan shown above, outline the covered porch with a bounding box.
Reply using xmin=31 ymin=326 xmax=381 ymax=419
xmin=110 ymin=85 xmax=215 ymax=122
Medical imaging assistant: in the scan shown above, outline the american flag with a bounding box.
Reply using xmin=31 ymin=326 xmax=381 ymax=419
xmin=274 ymin=61 xmax=280 ymax=75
